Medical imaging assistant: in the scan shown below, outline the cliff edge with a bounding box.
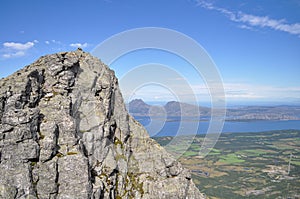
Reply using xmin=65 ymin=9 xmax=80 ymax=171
xmin=0 ymin=49 xmax=205 ymax=199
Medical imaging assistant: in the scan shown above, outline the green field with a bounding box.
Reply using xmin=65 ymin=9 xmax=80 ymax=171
xmin=154 ymin=130 xmax=300 ymax=199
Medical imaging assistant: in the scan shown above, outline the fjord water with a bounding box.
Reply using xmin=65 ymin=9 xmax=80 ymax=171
xmin=134 ymin=116 xmax=300 ymax=137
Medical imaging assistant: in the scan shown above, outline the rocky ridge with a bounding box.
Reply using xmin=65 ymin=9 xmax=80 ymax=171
xmin=0 ymin=49 xmax=204 ymax=199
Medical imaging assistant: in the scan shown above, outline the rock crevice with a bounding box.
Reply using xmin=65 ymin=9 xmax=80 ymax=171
xmin=0 ymin=49 xmax=205 ymax=199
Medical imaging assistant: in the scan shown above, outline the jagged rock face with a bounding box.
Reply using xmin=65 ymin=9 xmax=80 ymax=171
xmin=0 ymin=49 xmax=205 ymax=199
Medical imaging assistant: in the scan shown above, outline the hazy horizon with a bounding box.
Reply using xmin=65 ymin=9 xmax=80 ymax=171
xmin=127 ymin=98 xmax=300 ymax=107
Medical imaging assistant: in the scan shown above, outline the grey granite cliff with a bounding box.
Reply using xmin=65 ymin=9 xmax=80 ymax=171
xmin=0 ymin=49 xmax=204 ymax=199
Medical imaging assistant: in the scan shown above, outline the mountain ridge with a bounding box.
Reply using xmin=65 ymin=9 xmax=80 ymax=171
xmin=128 ymin=99 xmax=300 ymax=121
xmin=0 ymin=49 xmax=204 ymax=199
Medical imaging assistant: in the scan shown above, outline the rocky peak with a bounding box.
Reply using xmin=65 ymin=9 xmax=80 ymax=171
xmin=0 ymin=49 xmax=205 ymax=199
xmin=128 ymin=99 xmax=151 ymax=116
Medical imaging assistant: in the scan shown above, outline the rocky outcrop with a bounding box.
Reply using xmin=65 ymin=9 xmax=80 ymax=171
xmin=0 ymin=49 xmax=205 ymax=199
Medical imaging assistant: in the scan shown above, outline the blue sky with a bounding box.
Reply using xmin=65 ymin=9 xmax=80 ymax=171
xmin=0 ymin=0 xmax=300 ymax=105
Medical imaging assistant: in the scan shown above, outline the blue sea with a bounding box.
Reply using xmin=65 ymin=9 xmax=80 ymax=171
xmin=134 ymin=116 xmax=300 ymax=137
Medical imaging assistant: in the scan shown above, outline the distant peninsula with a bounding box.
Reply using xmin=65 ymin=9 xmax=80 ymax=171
xmin=128 ymin=99 xmax=300 ymax=121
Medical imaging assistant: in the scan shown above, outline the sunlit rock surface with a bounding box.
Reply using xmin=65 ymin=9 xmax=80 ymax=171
xmin=0 ymin=49 xmax=205 ymax=199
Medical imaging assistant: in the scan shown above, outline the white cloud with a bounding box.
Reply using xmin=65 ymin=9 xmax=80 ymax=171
xmin=2 ymin=51 xmax=25 ymax=58
xmin=223 ymin=83 xmax=300 ymax=101
xmin=1 ymin=41 xmax=37 ymax=58
xmin=3 ymin=41 xmax=34 ymax=50
xmin=196 ymin=0 xmax=300 ymax=37
xmin=192 ymin=82 xmax=300 ymax=102
xmin=236 ymin=13 xmax=300 ymax=35
xmin=120 ymin=79 xmax=300 ymax=103
xmin=45 ymin=40 xmax=62 ymax=45
xmin=238 ymin=24 xmax=254 ymax=31
xmin=51 ymin=40 xmax=62 ymax=44
xmin=70 ymin=43 xmax=88 ymax=48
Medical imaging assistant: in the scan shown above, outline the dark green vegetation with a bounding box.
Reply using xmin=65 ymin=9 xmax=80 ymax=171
xmin=154 ymin=130 xmax=300 ymax=199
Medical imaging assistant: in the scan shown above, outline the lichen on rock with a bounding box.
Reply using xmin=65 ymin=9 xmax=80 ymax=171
xmin=0 ymin=49 xmax=205 ymax=199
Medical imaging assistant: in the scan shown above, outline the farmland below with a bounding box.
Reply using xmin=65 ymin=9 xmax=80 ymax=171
xmin=154 ymin=130 xmax=300 ymax=198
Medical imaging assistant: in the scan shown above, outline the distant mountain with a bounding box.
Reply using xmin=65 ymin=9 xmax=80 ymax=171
xmin=164 ymin=101 xmax=210 ymax=117
xmin=128 ymin=99 xmax=151 ymax=116
xmin=128 ymin=99 xmax=210 ymax=117
xmin=128 ymin=99 xmax=300 ymax=121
